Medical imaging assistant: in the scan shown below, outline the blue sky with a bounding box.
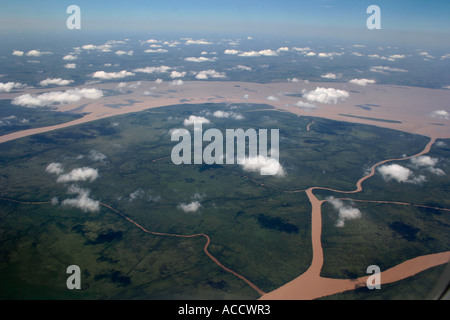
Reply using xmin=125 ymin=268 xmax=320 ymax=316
xmin=1 ymin=0 xmax=449 ymax=43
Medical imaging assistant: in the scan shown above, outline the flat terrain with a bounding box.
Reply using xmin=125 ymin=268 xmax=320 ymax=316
xmin=0 ymin=91 xmax=449 ymax=299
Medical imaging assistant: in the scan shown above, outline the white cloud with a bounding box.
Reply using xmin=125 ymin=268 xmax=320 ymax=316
xmin=171 ymin=79 xmax=184 ymax=86
xmin=318 ymin=52 xmax=341 ymax=58
xmin=82 ymin=44 xmax=112 ymax=52
xmin=236 ymin=65 xmax=252 ymax=71
xmin=178 ymin=201 xmax=202 ymax=213
xmin=277 ymin=47 xmax=289 ymax=52
xmin=143 ymin=39 xmax=159 ymax=44
xmin=430 ymin=110 xmax=449 ymax=120
xmin=88 ymin=150 xmax=107 ymax=162
xmin=26 ymin=50 xmax=51 ymax=57
xmin=266 ymin=95 xmax=279 ymax=102
xmin=63 ymin=54 xmax=77 ymax=61
xmin=321 ymin=73 xmax=338 ymax=79
xmin=238 ymin=49 xmax=278 ymax=57
xmin=389 ymin=54 xmax=406 ymax=60
xmin=129 ymin=189 xmax=145 ymax=202
xmin=305 ymin=52 xmax=316 ymax=57
xmin=212 ymin=110 xmax=244 ymax=120
xmin=170 ymin=71 xmax=186 ymax=78
xmin=378 ymin=164 xmax=426 ymax=184
xmin=56 ymin=167 xmax=99 ymax=183
xmin=349 ymin=79 xmax=376 ymax=86
xmin=183 ymin=115 xmax=210 ymax=126
xmin=185 ymin=39 xmax=212 ymax=45
xmin=224 ymin=49 xmax=240 ymax=55
xmin=294 ymin=101 xmax=317 ymax=110
xmin=303 ymin=87 xmax=349 ymax=104
xmin=410 ymin=156 xmax=445 ymax=176
xmin=12 ymin=88 xmax=103 ymax=108
xmin=92 ymin=70 xmax=135 ymax=80
xmin=144 ymin=48 xmax=168 ymax=53
xmin=239 ymin=155 xmax=285 ymax=177
xmin=62 ymin=185 xmax=99 ymax=213
xmin=326 ymin=197 xmax=362 ymax=227
xmin=64 ymin=63 xmax=76 ymax=69
xmin=133 ymin=65 xmax=171 ymax=74
xmin=370 ymin=66 xmax=408 ymax=73
xmin=46 ymin=162 xmax=64 ymax=175
xmin=292 ymin=47 xmax=311 ymax=52
xmin=115 ymin=50 xmax=133 ymax=56
xmin=195 ymin=70 xmax=226 ymax=80
xmin=184 ymin=56 xmax=217 ymax=63
xmin=0 ymin=82 xmax=25 ymax=92
xmin=39 ymin=78 xmax=74 ymax=87
xmin=12 ymin=50 xmax=24 ymax=56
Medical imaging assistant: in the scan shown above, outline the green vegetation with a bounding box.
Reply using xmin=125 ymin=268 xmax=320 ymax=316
xmin=0 ymin=99 xmax=82 ymax=136
xmin=0 ymin=103 xmax=447 ymax=299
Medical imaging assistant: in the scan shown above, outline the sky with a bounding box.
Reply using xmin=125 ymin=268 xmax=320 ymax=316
xmin=0 ymin=0 xmax=449 ymax=44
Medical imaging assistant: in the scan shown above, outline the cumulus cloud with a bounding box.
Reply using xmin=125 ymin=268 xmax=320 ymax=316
xmin=133 ymin=65 xmax=171 ymax=74
xmin=410 ymin=156 xmax=445 ymax=176
xmin=294 ymin=101 xmax=317 ymax=110
xmin=91 ymin=70 xmax=135 ymax=80
xmin=115 ymin=50 xmax=133 ymax=56
xmin=195 ymin=70 xmax=226 ymax=80
xmin=212 ymin=110 xmax=244 ymax=120
xmin=12 ymin=88 xmax=103 ymax=108
xmin=266 ymin=95 xmax=279 ymax=102
xmin=430 ymin=110 xmax=449 ymax=120
xmin=224 ymin=49 xmax=240 ymax=55
xmin=239 ymin=155 xmax=285 ymax=177
xmin=0 ymin=82 xmax=26 ymax=92
xmin=184 ymin=56 xmax=217 ymax=63
xmin=82 ymin=44 xmax=112 ymax=52
xmin=303 ymin=87 xmax=349 ymax=104
xmin=378 ymin=164 xmax=426 ymax=184
xmin=56 ymin=167 xmax=99 ymax=183
xmin=170 ymin=71 xmax=186 ymax=78
xmin=178 ymin=201 xmax=202 ymax=213
xmin=63 ymin=54 xmax=77 ymax=61
xmin=12 ymin=50 xmax=24 ymax=56
xmin=39 ymin=78 xmax=74 ymax=87
xmin=144 ymin=48 xmax=168 ymax=53
xmin=185 ymin=39 xmax=212 ymax=45
xmin=64 ymin=63 xmax=76 ymax=69
xmin=349 ymin=79 xmax=376 ymax=86
xmin=183 ymin=115 xmax=210 ymax=126
xmin=292 ymin=47 xmax=311 ymax=52
xmin=88 ymin=150 xmax=107 ymax=162
xmin=370 ymin=66 xmax=408 ymax=73
xmin=317 ymin=52 xmax=342 ymax=58
xmin=46 ymin=162 xmax=64 ymax=175
xmin=235 ymin=65 xmax=252 ymax=71
xmin=321 ymin=73 xmax=338 ymax=79
xmin=326 ymin=197 xmax=362 ymax=227
xmin=170 ymin=79 xmax=184 ymax=86
xmin=239 ymin=49 xmax=278 ymax=57
xmin=62 ymin=185 xmax=100 ymax=213
xmin=26 ymin=50 xmax=51 ymax=57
